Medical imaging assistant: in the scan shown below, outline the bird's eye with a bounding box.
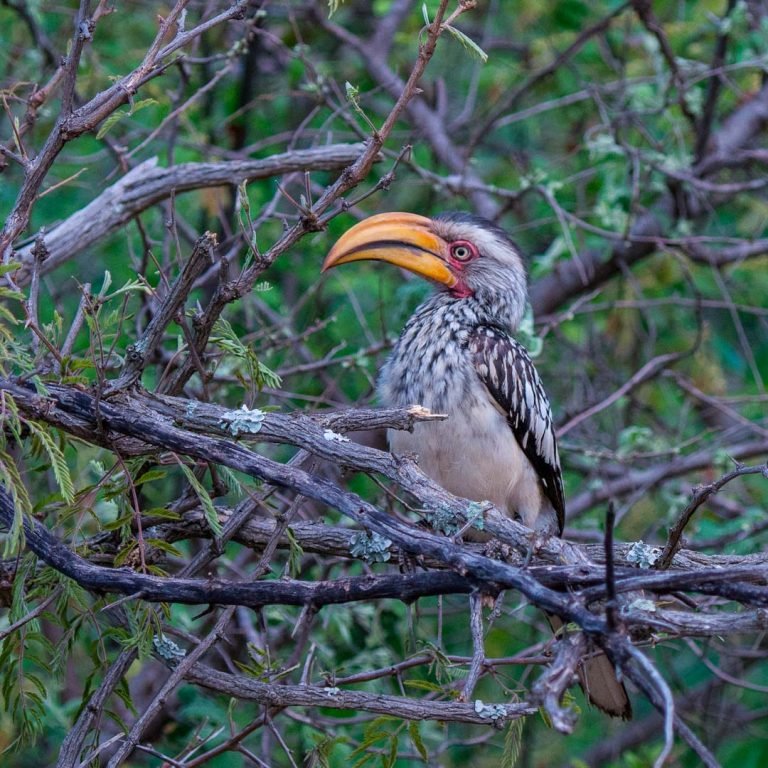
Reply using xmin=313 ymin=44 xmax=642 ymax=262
xmin=450 ymin=241 xmax=476 ymax=262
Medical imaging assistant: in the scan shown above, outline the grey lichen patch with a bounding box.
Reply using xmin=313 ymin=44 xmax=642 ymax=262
xmin=153 ymin=634 xmax=186 ymax=665
xmin=626 ymin=597 xmax=657 ymax=612
xmin=465 ymin=500 xmax=488 ymax=531
xmin=220 ymin=404 xmax=265 ymax=437
xmin=350 ymin=531 xmax=393 ymax=563
xmin=626 ymin=541 xmax=661 ymax=569
xmin=423 ymin=505 xmax=462 ymax=536
xmin=474 ymin=700 xmax=508 ymax=721
xmin=424 ymin=501 xmax=488 ymax=536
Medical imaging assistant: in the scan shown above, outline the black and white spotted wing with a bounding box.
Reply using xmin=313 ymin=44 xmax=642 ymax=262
xmin=469 ymin=325 xmax=565 ymax=533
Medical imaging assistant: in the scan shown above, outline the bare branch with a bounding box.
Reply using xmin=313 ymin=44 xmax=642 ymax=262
xmin=185 ymin=663 xmax=536 ymax=725
xmin=9 ymin=145 xmax=368 ymax=287
xmin=658 ymin=462 xmax=768 ymax=569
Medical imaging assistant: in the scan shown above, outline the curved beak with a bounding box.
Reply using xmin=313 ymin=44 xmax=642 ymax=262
xmin=322 ymin=212 xmax=457 ymax=288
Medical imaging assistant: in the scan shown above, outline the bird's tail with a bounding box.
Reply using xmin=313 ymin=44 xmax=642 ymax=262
xmin=547 ymin=614 xmax=632 ymax=719
xmin=578 ymin=649 xmax=632 ymax=719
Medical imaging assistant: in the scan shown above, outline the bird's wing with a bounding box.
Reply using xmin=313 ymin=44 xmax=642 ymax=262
xmin=469 ymin=325 xmax=565 ymax=533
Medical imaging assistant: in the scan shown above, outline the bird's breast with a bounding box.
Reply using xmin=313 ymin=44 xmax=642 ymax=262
xmin=378 ymin=306 xmax=512 ymax=504
xmin=378 ymin=302 xmax=476 ymax=413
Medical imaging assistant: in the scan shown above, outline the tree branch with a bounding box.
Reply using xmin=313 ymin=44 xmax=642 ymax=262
xmin=8 ymin=144 xmax=368 ymax=286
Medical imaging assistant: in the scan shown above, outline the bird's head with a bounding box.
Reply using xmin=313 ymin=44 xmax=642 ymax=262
xmin=322 ymin=211 xmax=528 ymax=329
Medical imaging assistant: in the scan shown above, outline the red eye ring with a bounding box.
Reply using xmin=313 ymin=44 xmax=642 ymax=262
xmin=450 ymin=240 xmax=477 ymax=262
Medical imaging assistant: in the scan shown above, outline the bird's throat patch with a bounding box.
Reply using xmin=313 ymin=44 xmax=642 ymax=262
xmin=450 ymin=280 xmax=473 ymax=299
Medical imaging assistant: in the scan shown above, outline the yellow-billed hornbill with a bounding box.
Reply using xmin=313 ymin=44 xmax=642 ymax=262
xmin=323 ymin=211 xmax=631 ymax=718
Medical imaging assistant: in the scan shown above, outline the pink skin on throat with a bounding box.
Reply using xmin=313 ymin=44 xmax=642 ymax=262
xmin=450 ymin=280 xmax=473 ymax=298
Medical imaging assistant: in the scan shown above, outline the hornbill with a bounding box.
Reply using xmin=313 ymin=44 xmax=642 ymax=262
xmin=323 ymin=211 xmax=631 ymax=719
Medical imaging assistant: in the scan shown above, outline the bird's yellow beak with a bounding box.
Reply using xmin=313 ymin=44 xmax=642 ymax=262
xmin=322 ymin=212 xmax=457 ymax=288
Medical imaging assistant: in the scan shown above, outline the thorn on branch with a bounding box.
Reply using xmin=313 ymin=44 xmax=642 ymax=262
xmin=30 ymin=229 xmax=49 ymax=264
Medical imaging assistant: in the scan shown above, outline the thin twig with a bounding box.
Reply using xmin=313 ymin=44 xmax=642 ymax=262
xmin=462 ymin=592 xmax=486 ymax=700
xmin=0 ymin=587 xmax=60 ymax=641
xmin=657 ymin=462 xmax=768 ymax=569
xmin=604 ymin=502 xmax=617 ymax=632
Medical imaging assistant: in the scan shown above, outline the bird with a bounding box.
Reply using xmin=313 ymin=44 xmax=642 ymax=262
xmin=322 ymin=210 xmax=631 ymax=719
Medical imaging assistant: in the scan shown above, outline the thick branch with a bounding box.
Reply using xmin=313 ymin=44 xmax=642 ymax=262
xmin=9 ymin=144 xmax=367 ymax=286
xmin=0 ymin=491 xmax=473 ymax=607
xmin=6 ymin=376 xmax=763 ymax=575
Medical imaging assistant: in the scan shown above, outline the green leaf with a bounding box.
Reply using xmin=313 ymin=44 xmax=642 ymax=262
xmin=140 ymin=506 xmax=181 ymax=521
xmin=96 ymin=111 xmax=125 ymax=139
xmin=286 ymin=526 xmax=304 ymax=578
xmin=345 ymin=81 xmax=359 ymax=103
xmin=502 ymin=714 xmax=524 ymax=767
xmin=403 ymin=679 xmax=443 ymax=693
xmin=0 ymin=261 xmax=22 ymax=276
xmin=238 ymin=179 xmax=251 ymax=216
xmin=134 ymin=468 xmax=168 ymax=486
xmin=444 ymin=24 xmax=488 ymax=63
xmin=145 ymin=538 xmax=184 ymax=558
xmin=216 ymin=465 xmax=246 ymax=498
xmin=211 ymin=317 xmax=282 ymax=392
xmin=114 ymin=541 xmax=137 ymax=567
xmin=307 ymin=734 xmax=350 ymax=768
xmin=344 ymin=81 xmax=377 ymax=132
xmin=104 ymin=278 xmax=150 ymax=299
xmin=25 ymin=422 xmax=75 ymax=504
xmin=386 ymin=730 xmax=398 ymax=767
xmin=95 ymin=98 xmax=157 ymax=139
xmin=129 ymin=97 xmax=158 ymax=114
xmin=0 ymin=286 xmax=24 ymax=301
xmin=0 ymin=448 xmax=33 ymax=546
xmin=178 ymin=462 xmax=222 ymax=537
xmin=408 ymin=721 xmax=428 ymax=761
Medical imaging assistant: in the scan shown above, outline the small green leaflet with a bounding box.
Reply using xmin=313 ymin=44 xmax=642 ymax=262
xmin=96 ymin=98 xmax=158 ymax=140
xmin=444 ymin=25 xmax=488 ymax=63
xmin=502 ymin=714 xmax=524 ymax=767
xmin=178 ymin=462 xmax=222 ymax=537
xmin=345 ymin=81 xmax=376 ymax=132
xmin=408 ymin=721 xmax=428 ymax=761
xmin=26 ymin=422 xmax=75 ymax=504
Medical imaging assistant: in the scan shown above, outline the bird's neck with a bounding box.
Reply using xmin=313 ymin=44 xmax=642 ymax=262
xmin=378 ymin=291 xmax=521 ymax=411
xmin=418 ymin=290 xmax=524 ymax=332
